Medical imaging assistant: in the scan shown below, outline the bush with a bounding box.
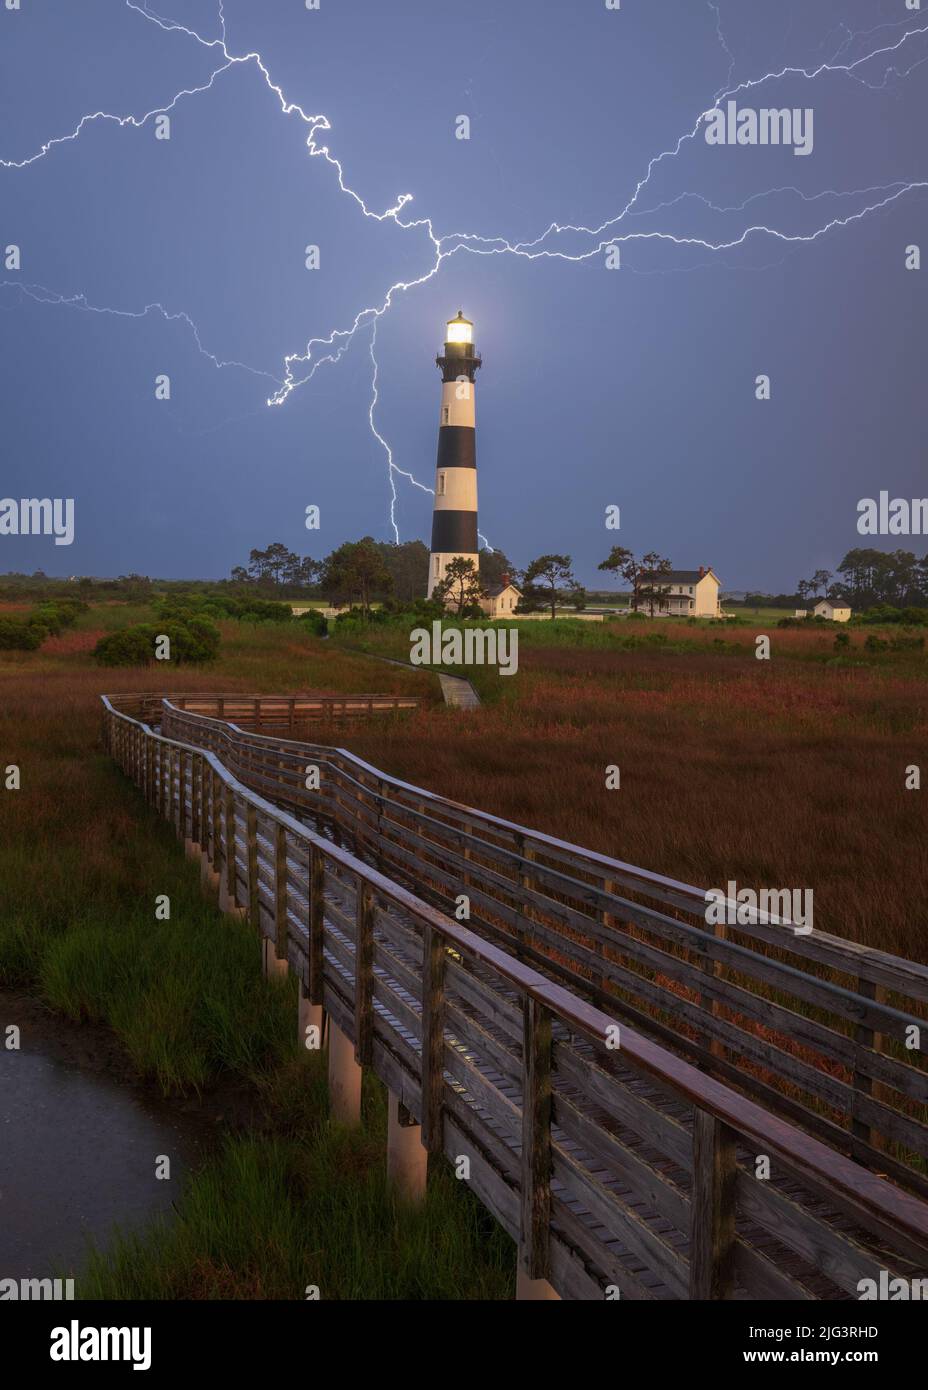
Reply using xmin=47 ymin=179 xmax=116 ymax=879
xmin=833 ymin=631 xmax=850 ymax=651
xmin=296 ymin=608 xmax=328 ymax=636
xmin=859 ymin=605 xmax=928 ymax=626
xmin=0 ymin=618 xmax=44 ymax=650
xmin=93 ymin=618 xmax=220 ymax=667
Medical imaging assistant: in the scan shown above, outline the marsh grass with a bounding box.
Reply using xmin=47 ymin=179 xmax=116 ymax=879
xmin=79 ymin=1058 xmax=513 ymax=1301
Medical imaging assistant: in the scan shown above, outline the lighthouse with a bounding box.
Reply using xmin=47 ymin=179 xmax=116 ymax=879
xmin=427 ymin=310 xmax=481 ymax=599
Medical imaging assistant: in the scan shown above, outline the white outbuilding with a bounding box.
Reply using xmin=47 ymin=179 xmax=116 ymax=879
xmin=813 ymin=600 xmax=852 ymax=622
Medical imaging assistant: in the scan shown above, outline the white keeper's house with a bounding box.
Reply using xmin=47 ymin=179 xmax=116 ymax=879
xmin=641 ymin=566 xmax=722 ymax=618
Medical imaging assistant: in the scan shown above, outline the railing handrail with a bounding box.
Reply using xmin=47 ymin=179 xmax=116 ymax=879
xmin=101 ymin=693 xmax=928 ymax=1257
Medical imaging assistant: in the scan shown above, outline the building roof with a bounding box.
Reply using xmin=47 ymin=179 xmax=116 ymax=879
xmin=814 ymin=599 xmax=850 ymax=609
xmin=663 ymin=569 xmax=717 ymax=584
xmin=639 ymin=569 xmax=718 ymax=585
xmin=485 ymin=581 xmax=522 ymax=598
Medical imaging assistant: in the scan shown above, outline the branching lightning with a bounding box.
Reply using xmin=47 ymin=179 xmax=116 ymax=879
xmin=3 ymin=1 xmax=927 ymax=543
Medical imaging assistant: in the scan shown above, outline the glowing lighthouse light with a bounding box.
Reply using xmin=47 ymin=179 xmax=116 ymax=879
xmin=444 ymin=310 xmax=473 ymax=344
xmin=427 ymin=311 xmax=482 ymax=599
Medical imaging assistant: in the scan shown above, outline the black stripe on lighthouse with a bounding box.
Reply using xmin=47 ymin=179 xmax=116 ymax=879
xmin=430 ymin=510 xmax=478 ymax=553
xmin=436 ymin=426 xmax=476 ymax=470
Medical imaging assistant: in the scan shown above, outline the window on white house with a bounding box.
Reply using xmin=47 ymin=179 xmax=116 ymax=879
xmin=434 ymin=556 xmax=440 ymax=576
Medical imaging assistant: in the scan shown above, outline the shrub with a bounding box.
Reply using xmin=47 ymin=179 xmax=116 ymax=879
xmin=0 ymin=618 xmax=44 ymax=650
xmin=93 ymin=618 xmax=220 ymax=667
xmin=833 ymin=631 xmax=850 ymax=651
xmin=296 ymin=608 xmax=328 ymax=636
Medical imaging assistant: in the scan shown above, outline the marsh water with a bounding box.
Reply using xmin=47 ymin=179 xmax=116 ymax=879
xmin=0 ymin=1037 xmax=187 ymax=1280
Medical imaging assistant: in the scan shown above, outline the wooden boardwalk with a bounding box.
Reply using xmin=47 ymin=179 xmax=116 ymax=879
xmin=101 ymin=692 xmax=928 ymax=1300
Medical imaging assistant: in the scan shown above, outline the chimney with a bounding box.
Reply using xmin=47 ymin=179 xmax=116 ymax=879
xmin=501 ymin=572 xmax=510 ymax=587
xmin=698 ymin=566 xmax=705 ymax=578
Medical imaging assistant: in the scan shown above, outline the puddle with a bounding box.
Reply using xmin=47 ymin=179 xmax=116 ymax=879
xmin=0 ymin=1041 xmax=189 ymax=1280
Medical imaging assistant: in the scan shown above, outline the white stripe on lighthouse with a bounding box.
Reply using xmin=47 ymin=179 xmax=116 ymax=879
xmin=433 ymin=467 xmax=478 ymax=511
xmin=439 ymin=381 xmax=475 ymax=429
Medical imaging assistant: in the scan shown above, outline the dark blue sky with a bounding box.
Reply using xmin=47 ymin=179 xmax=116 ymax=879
xmin=1 ymin=1 xmax=925 ymax=589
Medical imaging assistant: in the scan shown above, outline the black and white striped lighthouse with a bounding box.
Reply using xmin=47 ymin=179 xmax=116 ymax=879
xmin=427 ymin=310 xmax=481 ymax=598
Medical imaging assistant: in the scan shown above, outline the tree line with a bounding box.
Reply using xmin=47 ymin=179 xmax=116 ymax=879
xmin=750 ymin=549 xmax=928 ymax=611
xmin=227 ymin=540 xmax=688 ymax=619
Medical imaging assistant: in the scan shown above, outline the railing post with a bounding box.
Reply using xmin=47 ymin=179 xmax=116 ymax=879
xmin=246 ymin=803 xmax=260 ymax=929
xmin=853 ymin=977 xmax=889 ymax=1154
xmin=157 ymin=743 xmax=166 ymax=818
xmin=354 ymin=879 xmax=374 ymax=1067
xmin=218 ymin=783 xmax=237 ymax=913
xmin=174 ymin=749 xmax=183 ymax=836
xmin=190 ymin=752 xmax=201 ymax=847
xmin=518 ymin=997 xmax=556 ymax=1298
xmin=308 ymin=845 xmax=325 ymax=1006
xmin=273 ymin=822 xmax=287 ymax=967
xmin=516 ymin=835 xmax=536 ymax=959
xmin=420 ymin=925 xmax=446 ymax=1157
xmin=689 ymin=1109 xmax=738 ymax=1299
xmin=211 ymin=772 xmax=222 ymax=867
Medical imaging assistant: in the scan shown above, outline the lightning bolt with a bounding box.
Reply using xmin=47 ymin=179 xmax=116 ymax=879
xmin=3 ymin=1 xmax=927 ymax=542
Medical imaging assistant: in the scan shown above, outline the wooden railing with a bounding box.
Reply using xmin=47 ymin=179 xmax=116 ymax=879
xmin=155 ymin=694 xmax=928 ymax=1197
xmin=101 ymin=693 xmax=928 ymax=1300
xmin=105 ymin=691 xmax=421 ymax=731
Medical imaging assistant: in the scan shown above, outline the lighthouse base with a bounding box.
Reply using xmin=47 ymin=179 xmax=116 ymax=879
xmin=427 ymin=551 xmax=480 ymax=600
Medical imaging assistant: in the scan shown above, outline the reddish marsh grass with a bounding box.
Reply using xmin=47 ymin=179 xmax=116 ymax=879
xmin=339 ymin=643 xmax=928 ymax=961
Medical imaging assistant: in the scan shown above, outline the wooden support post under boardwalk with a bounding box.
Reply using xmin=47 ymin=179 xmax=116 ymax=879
xmin=298 ymin=981 xmax=324 ymax=1051
xmin=328 ymin=1020 xmax=362 ymax=1126
xmin=689 ymin=1108 xmax=738 ymax=1299
xmin=386 ymin=1092 xmax=427 ymax=1202
xmin=516 ymin=1268 xmax=560 ymax=1301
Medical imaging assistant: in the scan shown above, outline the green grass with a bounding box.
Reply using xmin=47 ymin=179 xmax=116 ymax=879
xmin=79 ymin=1059 xmax=513 ymax=1301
